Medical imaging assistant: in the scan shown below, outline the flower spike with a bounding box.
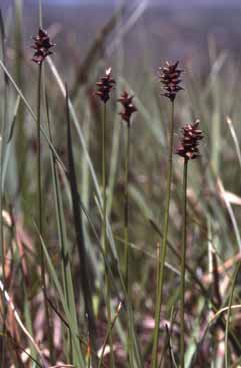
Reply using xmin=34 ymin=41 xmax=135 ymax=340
xmin=176 ymin=120 xmax=204 ymax=160
xmin=96 ymin=68 xmax=115 ymax=103
xmin=31 ymin=28 xmax=55 ymax=65
xmin=118 ymin=91 xmax=137 ymax=126
xmin=159 ymin=61 xmax=183 ymax=101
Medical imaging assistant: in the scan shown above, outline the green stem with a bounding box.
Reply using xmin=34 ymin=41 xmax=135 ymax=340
xmin=151 ymin=101 xmax=175 ymax=368
xmin=102 ymin=103 xmax=114 ymax=367
xmin=180 ymin=158 xmax=188 ymax=368
xmin=36 ymin=63 xmax=52 ymax=361
xmin=124 ymin=122 xmax=130 ymax=286
xmin=102 ymin=103 xmax=106 ymax=255
xmin=37 ymin=3 xmax=53 ymax=357
xmin=124 ymin=122 xmax=134 ymax=367
xmin=37 ymin=64 xmax=42 ymax=236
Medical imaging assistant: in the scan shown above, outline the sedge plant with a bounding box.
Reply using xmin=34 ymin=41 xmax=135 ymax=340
xmin=118 ymin=90 xmax=137 ymax=365
xmin=31 ymin=27 xmax=55 ymax=358
xmin=95 ymin=67 xmax=115 ymax=367
xmin=117 ymin=91 xmax=137 ymax=288
xmin=152 ymin=61 xmax=183 ymax=367
xmin=176 ymin=120 xmax=203 ymax=367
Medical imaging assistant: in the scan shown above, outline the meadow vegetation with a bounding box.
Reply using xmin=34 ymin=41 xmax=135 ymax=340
xmin=1 ymin=1 xmax=241 ymax=367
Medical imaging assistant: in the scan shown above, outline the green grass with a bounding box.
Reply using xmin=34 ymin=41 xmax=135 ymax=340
xmin=1 ymin=1 xmax=241 ymax=367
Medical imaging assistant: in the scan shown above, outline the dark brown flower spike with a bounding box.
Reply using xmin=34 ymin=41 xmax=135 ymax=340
xmin=159 ymin=61 xmax=183 ymax=101
xmin=96 ymin=67 xmax=115 ymax=103
xmin=32 ymin=28 xmax=55 ymax=65
xmin=118 ymin=91 xmax=137 ymax=126
xmin=176 ymin=120 xmax=203 ymax=160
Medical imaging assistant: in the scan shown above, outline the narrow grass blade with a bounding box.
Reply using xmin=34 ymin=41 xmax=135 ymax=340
xmin=45 ymin=93 xmax=85 ymax=365
xmin=37 ymin=228 xmax=86 ymax=367
xmin=226 ymin=116 xmax=241 ymax=170
xmin=65 ymin=85 xmax=96 ymax=349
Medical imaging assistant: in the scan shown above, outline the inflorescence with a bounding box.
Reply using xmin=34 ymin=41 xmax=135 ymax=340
xmin=176 ymin=120 xmax=203 ymax=160
xmin=118 ymin=91 xmax=137 ymax=126
xmin=159 ymin=61 xmax=183 ymax=101
xmin=32 ymin=28 xmax=55 ymax=65
xmin=96 ymin=68 xmax=116 ymax=103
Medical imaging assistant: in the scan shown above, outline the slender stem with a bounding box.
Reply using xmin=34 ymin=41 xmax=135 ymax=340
xmin=37 ymin=64 xmax=42 ymax=236
xmin=36 ymin=63 xmax=52 ymax=360
xmin=180 ymin=158 xmax=188 ymax=368
xmin=37 ymin=2 xmax=53 ymax=357
xmin=102 ymin=103 xmax=107 ymax=255
xmin=151 ymin=101 xmax=175 ymax=368
xmin=123 ymin=122 xmax=134 ymax=366
xmin=102 ymin=103 xmax=114 ymax=367
xmin=124 ymin=122 xmax=130 ymax=286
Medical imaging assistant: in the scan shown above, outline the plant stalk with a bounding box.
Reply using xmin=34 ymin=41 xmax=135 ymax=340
xmin=36 ymin=63 xmax=52 ymax=360
xmin=123 ymin=122 xmax=134 ymax=366
xmin=102 ymin=103 xmax=114 ymax=367
xmin=180 ymin=158 xmax=188 ymax=368
xmin=37 ymin=62 xmax=43 ymax=239
xmin=124 ymin=122 xmax=130 ymax=286
xmin=151 ymin=101 xmax=175 ymax=368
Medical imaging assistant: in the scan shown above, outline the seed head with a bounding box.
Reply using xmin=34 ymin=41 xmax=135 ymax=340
xmin=31 ymin=28 xmax=55 ymax=65
xmin=159 ymin=61 xmax=183 ymax=101
xmin=96 ymin=67 xmax=115 ymax=103
xmin=118 ymin=91 xmax=137 ymax=126
xmin=176 ymin=120 xmax=203 ymax=160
